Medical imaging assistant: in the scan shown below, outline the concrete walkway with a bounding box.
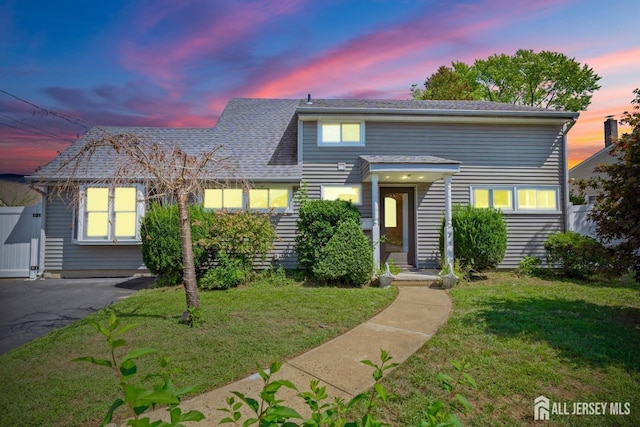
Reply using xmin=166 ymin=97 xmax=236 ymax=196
xmin=149 ymin=285 xmax=452 ymax=424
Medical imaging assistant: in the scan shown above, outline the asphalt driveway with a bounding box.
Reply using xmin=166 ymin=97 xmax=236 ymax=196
xmin=0 ymin=276 xmax=154 ymax=354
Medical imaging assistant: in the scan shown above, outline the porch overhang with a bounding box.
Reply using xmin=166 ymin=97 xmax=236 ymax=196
xmin=360 ymin=155 xmax=461 ymax=183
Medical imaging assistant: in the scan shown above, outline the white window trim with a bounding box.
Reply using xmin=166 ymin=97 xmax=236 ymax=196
xmin=203 ymin=188 xmax=246 ymax=211
xmin=74 ymin=184 xmax=145 ymax=245
xmin=470 ymin=185 xmax=561 ymax=213
xmin=515 ymin=186 xmax=561 ymax=213
xmin=203 ymin=186 xmax=294 ymax=213
xmin=317 ymin=121 xmax=365 ymax=147
xmin=470 ymin=186 xmax=515 ymax=212
xmin=248 ymin=186 xmax=294 ymax=213
xmin=321 ymin=184 xmax=363 ymax=205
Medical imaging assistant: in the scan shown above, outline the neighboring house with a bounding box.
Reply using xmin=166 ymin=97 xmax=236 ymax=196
xmin=28 ymin=98 xmax=578 ymax=278
xmin=569 ymin=117 xmax=618 ymax=204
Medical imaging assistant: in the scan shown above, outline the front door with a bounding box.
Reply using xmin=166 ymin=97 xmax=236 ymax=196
xmin=380 ymin=187 xmax=415 ymax=267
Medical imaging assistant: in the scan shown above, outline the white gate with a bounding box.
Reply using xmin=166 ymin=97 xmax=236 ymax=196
xmin=0 ymin=206 xmax=42 ymax=278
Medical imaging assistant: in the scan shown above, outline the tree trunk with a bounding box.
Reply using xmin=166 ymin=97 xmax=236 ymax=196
xmin=176 ymin=188 xmax=200 ymax=310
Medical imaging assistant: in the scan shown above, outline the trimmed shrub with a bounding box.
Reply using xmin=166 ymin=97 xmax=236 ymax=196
xmin=544 ymin=231 xmax=607 ymax=278
xmin=198 ymin=252 xmax=250 ymax=290
xmin=140 ymin=203 xmax=211 ymax=285
xmin=439 ymin=204 xmax=507 ymax=272
xmin=198 ymin=211 xmax=276 ymax=271
xmin=312 ymin=219 xmax=373 ymax=286
xmin=295 ymin=200 xmax=361 ymax=271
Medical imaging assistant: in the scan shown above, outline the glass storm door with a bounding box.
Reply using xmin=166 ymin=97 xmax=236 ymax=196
xmin=380 ymin=188 xmax=415 ymax=267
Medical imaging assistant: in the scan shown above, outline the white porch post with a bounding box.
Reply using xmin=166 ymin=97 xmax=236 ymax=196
xmin=371 ymin=173 xmax=380 ymax=271
xmin=444 ymin=174 xmax=454 ymax=272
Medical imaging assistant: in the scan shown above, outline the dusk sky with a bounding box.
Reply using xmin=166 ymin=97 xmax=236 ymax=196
xmin=1 ymin=0 xmax=639 ymax=175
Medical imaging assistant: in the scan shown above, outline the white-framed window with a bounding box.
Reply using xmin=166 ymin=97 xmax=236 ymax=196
xmin=249 ymin=187 xmax=292 ymax=211
xmin=471 ymin=186 xmax=559 ymax=212
xmin=321 ymin=184 xmax=362 ymax=205
xmin=318 ymin=121 xmax=364 ymax=146
xmin=76 ymin=185 xmax=144 ymax=243
xmin=517 ymin=188 xmax=558 ymax=211
xmin=203 ymin=188 xmax=244 ymax=210
xmin=471 ymin=187 xmax=514 ymax=211
xmin=204 ymin=187 xmax=293 ymax=212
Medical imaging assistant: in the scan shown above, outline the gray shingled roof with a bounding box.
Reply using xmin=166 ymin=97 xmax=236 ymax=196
xmin=298 ymin=98 xmax=579 ymax=117
xmin=31 ymin=96 xmax=576 ymax=182
xmin=31 ymin=127 xmax=221 ymax=180
xmin=211 ymin=98 xmax=300 ymax=180
xmin=32 ymin=98 xmax=302 ymax=182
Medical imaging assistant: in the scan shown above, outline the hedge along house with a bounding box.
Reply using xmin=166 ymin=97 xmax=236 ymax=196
xmin=28 ymin=97 xmax=578 ymax=278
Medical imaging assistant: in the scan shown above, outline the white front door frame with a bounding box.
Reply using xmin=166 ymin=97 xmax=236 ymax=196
xmin=370 ymin=175 xmax=454 ymax=272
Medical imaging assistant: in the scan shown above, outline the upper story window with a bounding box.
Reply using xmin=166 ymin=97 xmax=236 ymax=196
xmin=472 ymin=186 xmax=559 ymax=212
xmin=318 ymin=122 xmax=364 ymax=146
xmin=204 ymin=188 xmax=244 ymax=210
xmin=321 ymin=185 xmax=362 ymax=205
xmin=77 ymin=185 xmax=144 ymax=243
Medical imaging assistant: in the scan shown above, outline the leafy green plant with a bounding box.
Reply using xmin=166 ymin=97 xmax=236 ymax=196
xmin=184 ymin=306 xmax=203 ymax=328
xmin=312 ymin=219 xmax=373 ymax=286
xmin=198 ymin=252 xmax=250 ymax=290
xmin=544 ymin=231 xmax=606 ymax=278
xmin=140 ymin=203 xmax=211 ymax=285
xmin=516 ymin=256 xmax=542 ymax=277
xmin=251 ymin=265 xmax=298 ymax=287
xmin=376 ymin=259 xmax=402 ymax=276
xmin=219 ymin=361 xmax=303 ymax=426
xmin=420 ymin=360 xmax=476 ymax=427
xmin=439 ymin=204 xmax=507 ymax=274
xmin=295 ymin=199 xmax=361 ymax=272
xmin=198 ymin=211 xmax=276 ymax=273
xmin=439 ymin=259 xmax=468 ymax=281
xmin=219 ymin=349 xmax=398 ymax=427
xmin=73 ymin=310 xmax=205 ymax=426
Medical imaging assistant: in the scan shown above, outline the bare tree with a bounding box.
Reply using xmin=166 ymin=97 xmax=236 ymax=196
xmin=48 ymin=127 xmax=236 ymax=323
xmin=3 ymin=91 xmax=242 ymax=323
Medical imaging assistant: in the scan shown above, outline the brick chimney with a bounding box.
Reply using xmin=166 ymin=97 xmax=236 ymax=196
xmin=604 ymin=116 xmax=618 ymax=147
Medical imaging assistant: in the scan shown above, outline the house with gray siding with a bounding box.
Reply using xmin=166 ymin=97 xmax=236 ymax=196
xmin=28 ymin=97 xmax=578 ymax=278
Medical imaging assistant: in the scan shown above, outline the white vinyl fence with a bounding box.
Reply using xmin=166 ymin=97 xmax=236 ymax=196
xmin=568 ymin=203 xmax=596 ymax=238
xmin=0 ymin=206 xmax=42 ymax=278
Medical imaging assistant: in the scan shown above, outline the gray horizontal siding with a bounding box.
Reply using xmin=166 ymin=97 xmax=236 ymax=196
xmin=44 ymin=192 xmax=146 ymax=277
xmin=263 ymin=211 xmax=298 ymax=269
xmin=46 ymin=189 xmax=302 ymax=274
xmin=303 ymin=119 xmax=566 ymax=269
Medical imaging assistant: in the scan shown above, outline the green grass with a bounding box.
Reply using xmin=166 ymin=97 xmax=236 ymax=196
xmin=0 ymin=278 xmax=397 ymax=427
xmin=378 ymin=273 xmax=640 ymax=426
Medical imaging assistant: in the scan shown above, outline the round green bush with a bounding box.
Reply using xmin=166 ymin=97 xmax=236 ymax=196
xmin=544 ymin=231 xmax=607 ymax=278
xmin=295 ymin=199 xmax=361 ymax=271
xmin=140 ymin=203 xmax=210 ymax=285
xmin=439 ymin=204 xmax=507 ymax=272
xmin=312 ymin=219 xmax=373 ymax=286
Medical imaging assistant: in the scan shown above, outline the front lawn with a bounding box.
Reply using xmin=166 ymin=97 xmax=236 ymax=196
xmin=0 ymin=278 xmax=397 ymax=427
xmin=379 ymin=273 xmax=640 ymax=426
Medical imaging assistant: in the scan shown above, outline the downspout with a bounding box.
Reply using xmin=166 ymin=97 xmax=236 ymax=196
xmin=562 ymin=119 xmax=577 ymax=233
xmin=28 ymin=182 xmax=48 ymax=279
